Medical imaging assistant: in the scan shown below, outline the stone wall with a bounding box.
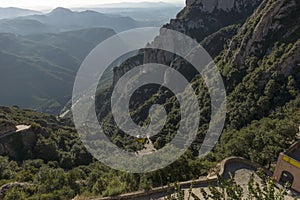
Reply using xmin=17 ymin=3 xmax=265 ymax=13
xmin=92 ymin=157 xmax=269 ymax=200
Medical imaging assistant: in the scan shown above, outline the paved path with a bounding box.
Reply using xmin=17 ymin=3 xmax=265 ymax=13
xmin=93 ymin=157 xmax=273 ymax=200
xmin=143 ymin=157 xmax=267 ymax=200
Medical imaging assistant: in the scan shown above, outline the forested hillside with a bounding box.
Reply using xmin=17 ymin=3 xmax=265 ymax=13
xmin=93 ymin=0 xmax=300 ymax=181
xmin=0 ymin=28 xmax=116 ymax=114
xmin=0 ymin=8 xmax=139 ymax=35
xmin=0 ymin=7 xmax=40 ymax=19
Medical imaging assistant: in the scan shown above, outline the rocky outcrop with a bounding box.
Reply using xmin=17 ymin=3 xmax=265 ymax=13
xmin=186 ymin=0 xmax=259 ymax=12
xmin=151 ymin=0 xmax=262 ymax=64
xmin=201 ymin=24 xmax=240 ymax=57
xmin=112 ymin=0 xmax=262 ymax=85
xmin=113 ymin=53 xmax=144 ymax=86
xmin=221 ymin=0 xmax=300 ymax=88
xmin=227 ymin=0 xmax=299 ymax=71
xmin=166 ymin=0 xmax=261 ymax=41
xmin=0 ymin=127 xmax=36 ymax=160
xmin=217 ymin=0 xmax=300 ymax=129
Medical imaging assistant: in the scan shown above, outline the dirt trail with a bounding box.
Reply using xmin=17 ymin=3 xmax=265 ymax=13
xmin=137 ymin=138 xmax=156 ymax=155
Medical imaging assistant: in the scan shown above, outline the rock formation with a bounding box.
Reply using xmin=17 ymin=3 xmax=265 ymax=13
xmin=112 ymin=0 xmax=262 ymax=85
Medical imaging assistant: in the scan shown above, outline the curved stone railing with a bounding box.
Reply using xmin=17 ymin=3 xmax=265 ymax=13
xmin=218 ymin=156 xmax=272 ymax=177
xmin=93 ymin=156 xmax=271 ymax=200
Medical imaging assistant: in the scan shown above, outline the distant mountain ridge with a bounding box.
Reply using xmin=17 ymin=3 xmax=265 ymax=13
xmin=0 ymin=5 xmax=182 ymax=113
xmin=0 ymin=7 xmax=41 ymax=19
xmin=0 ymin=28 xmax=116 ymax=114
xmin=24 ymin=7 xmax=139 ymax=32
xmin=0 ymin=7 xmax=139 ymax=35
xmin=72 ymin=2 xmax=183 ymax=27
xmin=26 ymin=27 xmax=116 ymax=60
xmin=95 ymin=1 xmax=180 ymax=8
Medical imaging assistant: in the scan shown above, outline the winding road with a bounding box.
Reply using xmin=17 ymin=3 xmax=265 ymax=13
xmin=93 ymin=157 xmax=272 ymax=200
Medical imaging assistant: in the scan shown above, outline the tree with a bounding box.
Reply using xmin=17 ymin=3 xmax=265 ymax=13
xmin=71 ymin=144 xmax=92 ymax=166
xmin=201 ymin=174 xmax=293 ymax=200
xmin=4 ymin=187 xmax=26 ymax=200
xmin=166 ymin=173 xmax=294 ymax=200
xmin=34 ymin=137 xmax=59 ymax=162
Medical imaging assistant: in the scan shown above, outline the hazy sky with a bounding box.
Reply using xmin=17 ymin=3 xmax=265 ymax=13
xmin=0 ymin=0 xmax=185 ymax=10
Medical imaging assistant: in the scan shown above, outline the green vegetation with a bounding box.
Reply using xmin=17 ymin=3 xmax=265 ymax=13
xmin=0 ymin=0 xmax=300 ymax=199
xmin=173 ymin=0 xmax=260 ymax=43
xmin=0 ymin=28 xmax=116 ymax=114
xmin=89 ymin=0 xmax=299 ymax=197
xmin=167 ymin=173 xmax=294 ymax=200
xmin=0 ymin=106 xmax=209 ymax=199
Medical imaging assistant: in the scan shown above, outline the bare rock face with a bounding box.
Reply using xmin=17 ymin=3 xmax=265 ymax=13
xmin=113 ymin=53 xmax=144 ymax=87
xmin=112 ymin=0 xmax=262 ymax=87
xmin=168 ymin=0 xmax=261 ymax=40
xmin=187 ymin=0 xmax=259 ymax=13
xmin=219 ymin=0 xmax=300 ymax=128
xmin=224 ymin=0 xmax=300 ymax=74
xmin=190 ymin=0 xmax=237 ymax=12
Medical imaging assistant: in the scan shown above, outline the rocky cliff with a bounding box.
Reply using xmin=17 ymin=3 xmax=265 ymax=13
xmin=112 ymin=0 xmax=262 ymax=85
xmin=169 ymin=0 xmax=260 ymax=41
xmin=94 ymin=0 xmax=300 ymax=158
xmin=218 ymin=0 xmax=300 ymax=128
xmin=106 ymin=0 xmax=300 ymax=141
xmin=186 ymin=0 xmax=259 ymax=12
xmin=222 ymin=0 xmax=300 ymax=79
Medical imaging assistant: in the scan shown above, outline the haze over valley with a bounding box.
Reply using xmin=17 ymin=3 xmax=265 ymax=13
xmin=0 ymin=2 xmax=182 ymax=114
